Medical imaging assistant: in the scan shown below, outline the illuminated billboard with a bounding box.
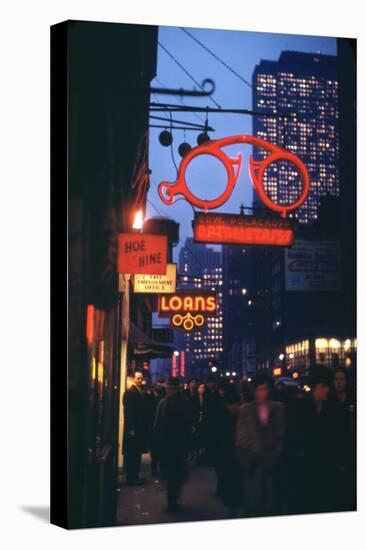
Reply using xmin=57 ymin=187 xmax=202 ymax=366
xmin=193 ymin=212 xmax=294 ymax=247
xmin=285 ymin=240 xmax=341 ymax=291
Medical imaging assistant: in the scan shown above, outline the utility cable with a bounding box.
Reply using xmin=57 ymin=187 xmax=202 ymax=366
xmin=151 ymin=93 xmax=170 ymax=122
xmin=181 ymin=27 xmax=253 ymax=90
xmin=158 ymin=41 xmax=221 ymax=109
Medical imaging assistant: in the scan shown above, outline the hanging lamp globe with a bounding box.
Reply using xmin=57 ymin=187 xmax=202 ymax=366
xmin=197 ymin=132 xmax=210 ymax=146
xmin=178 ymin=142 xmax=192 ymax=158
xmin=159 ymin=130 xmax=173 ymax=147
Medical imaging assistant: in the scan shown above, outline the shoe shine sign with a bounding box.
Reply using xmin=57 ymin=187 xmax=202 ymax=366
xmin=158 ymin=135 xmax=310 ymax=247
xmin=118 ymin=234 xmax=168 ymax=274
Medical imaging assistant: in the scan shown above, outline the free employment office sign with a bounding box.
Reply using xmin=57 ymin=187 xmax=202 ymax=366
xmin=118 ymin=233 xmax=167 ymax=274
xmin=133 ymin=263 xmax=177 ymax=293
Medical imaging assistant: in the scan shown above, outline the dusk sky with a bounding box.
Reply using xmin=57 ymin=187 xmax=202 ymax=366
xmin=147 ymin=25 xmax=337 ymax=261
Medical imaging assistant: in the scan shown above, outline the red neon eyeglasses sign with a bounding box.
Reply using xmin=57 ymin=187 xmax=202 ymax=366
xmin=158 ymin=135 xmax=310 ymax=218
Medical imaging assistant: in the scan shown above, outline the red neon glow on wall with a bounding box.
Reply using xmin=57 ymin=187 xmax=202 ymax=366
xmin=172 ymin=354 xmax=178 ymax=378
xmin=180 ymin=351 xmax=186 ymax=378
xmin=86 ymin=304 xmax=95 ymax=344
xmin=158 ymin=135 xmax=310 ymax=218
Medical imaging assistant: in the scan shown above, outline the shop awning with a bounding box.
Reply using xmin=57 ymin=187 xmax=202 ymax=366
xmin=129 ymin=322 xmax=174 ymax=359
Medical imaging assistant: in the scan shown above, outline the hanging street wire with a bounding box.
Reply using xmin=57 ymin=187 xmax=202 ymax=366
xmin=151 ymin=93 xmax=170 ymax=121
xmin=150 ymin=102 xmax=282 ymax=119
xmin=158 ymin=41 xmax=222 ymax=109
xmin=149 ymin=115 xmax=214 ymax=131
xmin=181 ymin=27 xmax=253 ymax=90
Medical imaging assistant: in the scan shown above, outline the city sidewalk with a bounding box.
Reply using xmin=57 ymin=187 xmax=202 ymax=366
xmin=116 ymin=454 xmax=232 ymax=526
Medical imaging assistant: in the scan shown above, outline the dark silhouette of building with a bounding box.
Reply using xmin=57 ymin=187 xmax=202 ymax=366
xmin=222 ymin=245 xmax=256 ymax=378
xmin=52 ymin=20 xmax=158 ymax=529
xmin=255 ymin=199 xmax=355 ymax=378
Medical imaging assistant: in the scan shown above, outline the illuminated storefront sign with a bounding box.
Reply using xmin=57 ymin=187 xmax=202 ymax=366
xmin=133 ymin=263 xmax=177 ymax=293
xmin=158 ymin=291 xmax=217 ymax=331
xmin=118 ymin=233 xmax=167 ymax=274
xmin=193 ymin=212 xmax=294 ymax=247
xmin=159 ymin=135 xmax=309 ymax=217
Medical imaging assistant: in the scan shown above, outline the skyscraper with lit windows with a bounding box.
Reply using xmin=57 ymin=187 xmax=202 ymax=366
xmin=252 ymin=51 xmax=339 ymax=223
xmin=177 ymin=238 xmax=224 ymax=379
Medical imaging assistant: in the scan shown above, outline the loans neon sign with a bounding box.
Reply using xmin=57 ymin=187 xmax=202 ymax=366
xmin=158 ymin=291 xmax=217 ymax=331
xmin=158 ymin=135 xmax=310 ymax=217
xmin=193 ymin=212 xmax=294 ymax=247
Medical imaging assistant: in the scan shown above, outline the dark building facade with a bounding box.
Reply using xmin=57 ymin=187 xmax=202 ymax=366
xmin=222 ymin=245 xmax=256 ymax=378
xmin=52 ymin=20 xmax=158 ymax=528
xmin=255 ymin=198 xmax=355 ymax=378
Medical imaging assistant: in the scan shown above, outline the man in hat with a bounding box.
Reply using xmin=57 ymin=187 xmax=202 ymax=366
xmin=153 ymin=377 xmax=193 ymax=512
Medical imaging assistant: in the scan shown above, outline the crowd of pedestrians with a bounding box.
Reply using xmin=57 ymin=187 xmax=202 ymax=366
xmin=122 ymin=366 xmax=356 ymax=516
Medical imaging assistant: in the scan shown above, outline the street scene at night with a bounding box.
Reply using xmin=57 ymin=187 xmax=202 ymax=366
xmin=54 ymin=19 xmax=356 ymax=529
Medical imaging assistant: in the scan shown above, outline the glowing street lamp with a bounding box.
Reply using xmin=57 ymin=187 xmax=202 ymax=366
xmin=132 ymin=210 xmax=144 ymax=230
xmin=211 ymin=366 xmax=218 ymax=373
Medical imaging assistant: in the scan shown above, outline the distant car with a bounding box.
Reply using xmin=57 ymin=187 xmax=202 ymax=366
xmin=274 ymin=376 xmax=299 ymax=387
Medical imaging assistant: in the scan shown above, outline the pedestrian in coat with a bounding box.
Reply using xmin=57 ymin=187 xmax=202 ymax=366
xmin=123 ymin=371 xmax=146 ymax=486
xmin=236 ymin=373 xmax=285 ymax=517
xmin=213 ymin=382 xmax=243 ymax=514
xmin=143 ymin=385 xmax=160 ymax=476
xmin=153 ymin=377 xmax=193 ymax=512
xmin=331 ymin=367 xmax=356 ymax=511
xmin=299 ymin=366 xmax=349 ymax=513
xmin=191 ymin=383 xmax=211 ymax=464
xmin=184 ymin=378 xmax=199 ymax=462
xmin=298 ymin=367 xmax=341 ymax=514
xmin=184 ymin=377 xmax=198 ymax=401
